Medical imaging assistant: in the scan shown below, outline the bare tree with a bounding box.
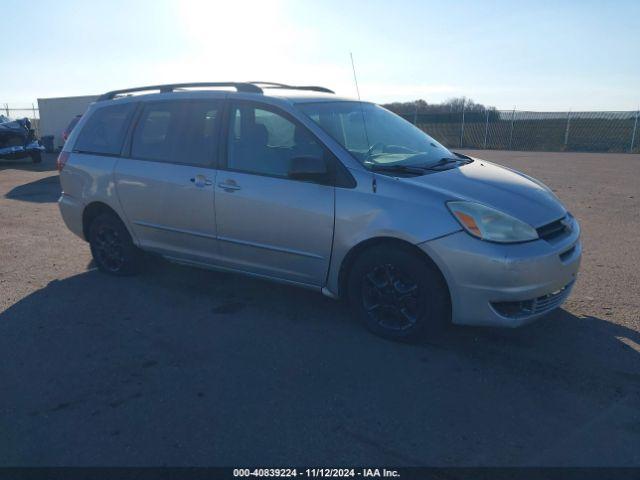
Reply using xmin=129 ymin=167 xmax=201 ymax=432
xmin=383 ymin=97 xmax=499 ymax=120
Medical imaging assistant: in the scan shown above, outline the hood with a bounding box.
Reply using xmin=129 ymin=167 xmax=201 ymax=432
xmin=403 ymin=159 xmax=566 ymax=227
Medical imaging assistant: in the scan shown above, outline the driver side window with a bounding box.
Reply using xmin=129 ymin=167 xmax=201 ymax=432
xmin=227 ymin=104 xmax=324 ymax=178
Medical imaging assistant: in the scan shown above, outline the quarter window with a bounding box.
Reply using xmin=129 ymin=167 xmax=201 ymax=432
xmin=74 ymin=102 xmax=136 ymax=155
xmin=227 ymin=104 xmax=324 ymax=178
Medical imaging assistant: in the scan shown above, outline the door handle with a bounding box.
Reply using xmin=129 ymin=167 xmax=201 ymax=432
xmin=218 ymin=180 xmax=241 ymax=192
xmin=190 ymin=175 xmax=213 ymax=187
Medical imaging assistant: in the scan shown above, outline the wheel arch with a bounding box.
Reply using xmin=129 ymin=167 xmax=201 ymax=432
xmin=82 ymin=201 xmax=126 ymax=240
xmin=337 ymin=236 xmax=451 ymax=305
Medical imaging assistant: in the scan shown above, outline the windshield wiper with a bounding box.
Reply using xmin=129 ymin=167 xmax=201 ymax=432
xmin=424 ymin=156 xmax=472 ymax=170
xmin=452 ymin=151 xmax=474 ymax=162
xmin=366 ymin=163 xmax=428 ymax=175
xmin=427 ymin=157 xmax=460 ymax=169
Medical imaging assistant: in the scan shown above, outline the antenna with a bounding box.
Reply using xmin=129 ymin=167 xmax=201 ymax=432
xmin=350 ymin=52 xmax=362 ymax=101
xmin=349 ymin=52 xmax=371 ymax=156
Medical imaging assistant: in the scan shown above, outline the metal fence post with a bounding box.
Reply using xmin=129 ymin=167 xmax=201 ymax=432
xmin=32 ymin=103 xmax=39 ymax=137
xmin=564 ymin=110 xmax=572 ymax=149
xmin=631 ymin=110 xmax=639 ymax=153
xmin=4 ymin=103 xmax=9 ymax=118
xmin=483 ymin=109 xmax=489 ymax=149
xmin=508 ymin=108 xmax=515 ymax=150
xmin=459 ymin=99 xmax=466 ymax=148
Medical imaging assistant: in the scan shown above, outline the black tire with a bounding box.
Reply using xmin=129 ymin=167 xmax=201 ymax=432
xmin=30 ymin=151 xmax=42 ymax=164
xmin=88 ymin=212 xmax=142 ymax=276
xmin=347 ymin=244 xmax=450 ymax=341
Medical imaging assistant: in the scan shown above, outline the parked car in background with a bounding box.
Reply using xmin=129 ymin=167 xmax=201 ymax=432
xmin=57 ymin=82 xmax=582 ymax=341
xmin=62 ymin=115 xmax=82 ymax=143
xmin=0 ymin=117 xmax=44 ymax=163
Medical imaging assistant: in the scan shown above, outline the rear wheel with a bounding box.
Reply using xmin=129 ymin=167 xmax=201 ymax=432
xmin=88 ymin=213 xmax=142 ymax=276
xmin=347 ymin=244 xmax=449 ymax=341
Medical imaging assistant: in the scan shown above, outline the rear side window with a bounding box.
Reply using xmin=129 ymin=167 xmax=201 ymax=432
xmin=74 ymin=103 xmax=136 ymax=155
xmin=131 ymin=102 xmax=182 ymax=162
xmin=131 ymin=100 xmax=221 ymax=166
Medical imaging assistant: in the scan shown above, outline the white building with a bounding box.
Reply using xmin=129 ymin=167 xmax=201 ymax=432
xmin=37 ymin=95 xmax=98 ymax=149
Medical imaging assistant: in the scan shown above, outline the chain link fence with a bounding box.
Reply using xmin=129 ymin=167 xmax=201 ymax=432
xmin=3 ymin=102 xmax=640 ymax=154
xmin=397 ymin=109 xmax=640 ymax=154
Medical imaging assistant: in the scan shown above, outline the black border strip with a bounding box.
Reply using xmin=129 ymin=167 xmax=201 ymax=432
xmin=0 ymin=468 xmax=639 ymax=480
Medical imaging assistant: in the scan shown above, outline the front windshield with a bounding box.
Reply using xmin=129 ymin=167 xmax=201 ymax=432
xmin=297 ymin=101 xmax=454 ymax=168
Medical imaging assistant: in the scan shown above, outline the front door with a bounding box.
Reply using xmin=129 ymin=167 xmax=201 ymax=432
xmin=214 ymin=102 xmax=335 ymax=286
xmin=115 ymin=99 xmax=223 ymax=262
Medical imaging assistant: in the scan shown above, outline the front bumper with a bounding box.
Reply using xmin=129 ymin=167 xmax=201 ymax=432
xmin=419 ymin=217 xmax=581 ymax=327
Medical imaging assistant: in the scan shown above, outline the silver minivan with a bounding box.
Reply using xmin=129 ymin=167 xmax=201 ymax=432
xmin=58 ymin=82 xmax=581 ymax=340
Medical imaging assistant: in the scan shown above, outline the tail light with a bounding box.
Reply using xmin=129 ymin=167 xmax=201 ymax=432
xmin=56 ymin=151 xmax=69 ymax=172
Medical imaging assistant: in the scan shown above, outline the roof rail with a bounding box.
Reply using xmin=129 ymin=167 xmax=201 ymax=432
xmin=248 ymin=81 xmax=335 ymax=94
xmin=97 ymin=82 xmax=262 ymax=101
xmin=97 ymin=81 xmax=335 ymax=101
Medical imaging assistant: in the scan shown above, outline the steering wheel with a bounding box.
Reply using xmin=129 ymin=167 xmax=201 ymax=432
xmin=365 ymin=142 xmax=386 ymax=159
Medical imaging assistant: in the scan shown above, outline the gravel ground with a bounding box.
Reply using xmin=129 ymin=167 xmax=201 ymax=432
xmin=0 ymin=151 xmax=639 ymax=466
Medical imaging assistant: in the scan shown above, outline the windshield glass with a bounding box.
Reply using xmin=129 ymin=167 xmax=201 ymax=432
xmin=297 ymin=101 xmax=454 ymax=168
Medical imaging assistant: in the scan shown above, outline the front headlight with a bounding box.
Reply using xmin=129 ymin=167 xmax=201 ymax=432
xmin=447 ymin=201 xmax=538 ymax=243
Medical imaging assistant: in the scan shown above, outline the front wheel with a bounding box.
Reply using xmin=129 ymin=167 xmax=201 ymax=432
xmin=347 ymin=245 xmax=450 ymax=341
xmin=88 ymin=213 xmax=142 ymax=276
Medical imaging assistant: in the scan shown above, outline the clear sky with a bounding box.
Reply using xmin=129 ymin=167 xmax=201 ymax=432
xmin=2 ymin=0 xmax=638 ymax=111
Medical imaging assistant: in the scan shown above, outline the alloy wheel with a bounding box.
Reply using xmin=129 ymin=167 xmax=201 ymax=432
xmin=361 ymin=263 xmax=421 ymax=331
xmin=93 ymin=225 xmax=125 ymax=273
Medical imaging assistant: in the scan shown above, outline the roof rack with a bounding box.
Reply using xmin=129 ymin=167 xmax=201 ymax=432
xmin=97 ymin=81 xmax=335 ymax=101
xmin=97 ymin=82 xmax=262 ymax=101
xmin=248 ymin=82 xmax=335 ymax=94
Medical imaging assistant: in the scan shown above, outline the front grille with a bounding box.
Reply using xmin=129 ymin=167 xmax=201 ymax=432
xmin=491 ymin=281 xmax=574 ymax=319
xmin=537 ymin=216 xmax=569 ymax=241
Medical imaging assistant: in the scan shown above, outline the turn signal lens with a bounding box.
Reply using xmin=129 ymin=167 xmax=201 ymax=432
xmin=452 ymin=211 xmax=481 ymax=237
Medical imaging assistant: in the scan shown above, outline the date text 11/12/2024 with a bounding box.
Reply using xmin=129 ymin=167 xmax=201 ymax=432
xmin=233 ymin=468 xmax=400 ymax=478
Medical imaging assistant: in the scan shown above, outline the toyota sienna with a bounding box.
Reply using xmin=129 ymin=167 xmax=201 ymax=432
xmin=57 ymin=82 xmax=582 ymax=340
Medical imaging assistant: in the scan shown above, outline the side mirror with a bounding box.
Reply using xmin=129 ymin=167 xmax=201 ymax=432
xmin=288 ymin=156 xmax=329 ymax=182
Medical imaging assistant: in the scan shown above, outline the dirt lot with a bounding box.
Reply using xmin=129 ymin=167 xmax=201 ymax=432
xmin=1 ymin=151 xmax=639 ymax=466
